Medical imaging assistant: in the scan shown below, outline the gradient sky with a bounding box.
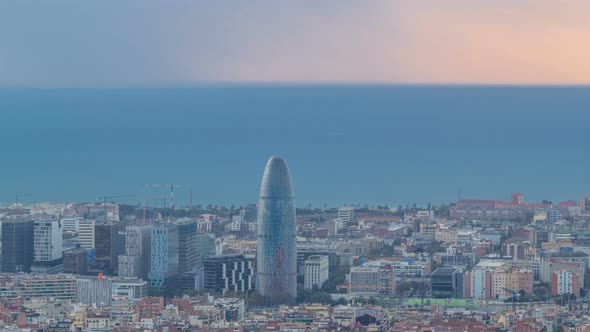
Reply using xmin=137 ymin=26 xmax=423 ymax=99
xmin=1 ymin=0 xmax=589 ymax=86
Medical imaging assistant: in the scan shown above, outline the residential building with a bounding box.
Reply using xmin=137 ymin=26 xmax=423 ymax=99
xmin=552 ymin=270 xmax=580 ymax=297
xmin=304 ymin=255 xmax=329 ymax=290
xmin=349 ymin=265 xmax=395 ymax=296
xmin=203 ymin=254 xmax=255 ymax=293
xmin=338 ymin=207 xmax=355 ymax=224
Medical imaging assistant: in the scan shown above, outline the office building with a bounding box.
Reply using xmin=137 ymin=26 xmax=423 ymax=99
xmin=177 ymin=219 xmax=198 ymax=274
xmin=149 ymin=224 xmax=179 ymax=295
xmin=203 ymin=254 xmax=255 ymax=293
xmin=1 ymin=220 xmax=34 ymax=273
xmin=77 ymin=219 xmax=95 ymax=250
xmin=32 ymin=219 xmax=63 ymax=274
xmin=196 ymin=233 xmax=216 ymax=267
xmin=77 ymin=275 xmax=113 ymax=308
xmin=93 ymin=222 xmax=126 ymax=275
xmin=63 ymin=248 xmax=88 ymax=275
xmin=18 ymin=274 xmax=77 ymax=301
xmin=431 ymin=267 xmax=463 ymax=298
xmin=118 ymin=225 xmax=152 ymax=279
xmin=61 ymin=217 xmax=79 ymax=232
xmin=111 ymin=277 xmax=148 ymax=301
xmin=256 ymin=156 xmax=297 ymax=300
xmin=304 ymin=255 xmax=329 ymax=290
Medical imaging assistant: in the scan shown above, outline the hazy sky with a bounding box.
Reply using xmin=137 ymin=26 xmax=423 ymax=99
xmin=1 ymin=0 xmax=589 ymax=86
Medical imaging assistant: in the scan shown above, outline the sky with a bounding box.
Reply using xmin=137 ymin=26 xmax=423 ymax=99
xmin=1 ymin=0 xmax=589 ymax=86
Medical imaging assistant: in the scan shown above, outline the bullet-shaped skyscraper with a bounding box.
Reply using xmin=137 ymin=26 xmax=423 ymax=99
xmin=256 ymin=156 xmax=297 ymax=300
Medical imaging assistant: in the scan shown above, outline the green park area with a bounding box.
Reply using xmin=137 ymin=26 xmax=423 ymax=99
xmin=406 ymin=298 xmax=478 ymax=307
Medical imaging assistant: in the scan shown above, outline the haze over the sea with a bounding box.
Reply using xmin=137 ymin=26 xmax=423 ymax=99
xmin=1 ymin=85 xmax=588 ymax=207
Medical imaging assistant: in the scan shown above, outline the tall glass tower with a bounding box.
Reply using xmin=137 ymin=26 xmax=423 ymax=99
xmin=256 ymin=156 xmax=297 ymax=300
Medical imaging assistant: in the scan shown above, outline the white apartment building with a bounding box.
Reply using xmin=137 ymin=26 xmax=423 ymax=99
xmin=32 ymin=219 xmax=63 ymax=274
xmin=338 ymin=207 xmax=355 ymax=224
xmin=61 ymin=217 xmax=80 ymax=232
xmin=304 ymin=255 xmax=329 ymax=290
xmin=78 ymin=219 xmax=95 ymax=250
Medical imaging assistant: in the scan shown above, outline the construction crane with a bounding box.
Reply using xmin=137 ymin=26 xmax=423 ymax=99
xmin=14 ymin=193 xmax=31 ymax=206
xmin=144 ymin=184 xmax=182 ymax=209
xmin=97 ymin=194 xmax=137 ymax=222
xmin=98 ymin=194 xmax=166 ymax=223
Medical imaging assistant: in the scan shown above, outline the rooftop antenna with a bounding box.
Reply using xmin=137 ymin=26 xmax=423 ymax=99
xmin=458 ymin=188 xmax=462 ymax=202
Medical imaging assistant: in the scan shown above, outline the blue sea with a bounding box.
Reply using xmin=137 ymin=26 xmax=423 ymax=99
xmin=0 ymin=85 xmax=589 ymax=208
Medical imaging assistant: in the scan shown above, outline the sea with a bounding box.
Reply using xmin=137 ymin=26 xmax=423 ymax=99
xmin=0 ymin=85 xmax=589 ymax=208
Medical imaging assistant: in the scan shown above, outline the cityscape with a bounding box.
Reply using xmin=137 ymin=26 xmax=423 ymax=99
xmin=0 ymin=154 xmax=589 ymax=331
xmin=2 ymin=0 xmax=590 ymax=331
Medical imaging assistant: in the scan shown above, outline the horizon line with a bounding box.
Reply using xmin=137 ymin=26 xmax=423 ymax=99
xmin=2 ymin=81 xmax=590 ymax=90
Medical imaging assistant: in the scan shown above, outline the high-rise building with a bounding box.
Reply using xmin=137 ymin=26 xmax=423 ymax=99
xmin=552 ymin=270 xmax=580 ymax=297
xmin=196 ymin=233 xmax=216 ymax=267
xmin=256 ymin=156 xmax=297 ymax=300
xmin=93 ymin=222 xmax=126 ymax=275
xmin=177 ymin=219 xmax=198 ymax=274
xmin=118 ymin=225 xmax=152 ymax=279
xmin=1 ymin=220 xmax=34 ymax=273
xmin=580 ymin=197 xmax=590 ymax=214
xmin=243 ymin=204 xmax=258 ymax=222
xmin=149 ymin=224 xmax=179 ymax=295
xmin=78 ymin=219 xmax=96 ymax=250
xmin=303 ymin=255 xmax=329 ymax=290
xmin=203 ymin=254 xmax=255 ymax=293
xmin=32 ymin=219 xmax=63 ymax=274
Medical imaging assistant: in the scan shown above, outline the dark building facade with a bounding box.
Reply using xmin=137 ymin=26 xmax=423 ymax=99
xmin=177 ymin=219 xmax=198 ymax=274
xmin=1 ymin=220 xmax=34 ymax=273
xmin=92 ymin=223 xmax=126 ymax=275
xmin=63 ymin=248 xmax=88 ymax=275
xmin=256 ymin=156 xmax=297 ymax=300
xmin=431 ymin=267 xmax=462 ymax=298
xmin=204 ymin=254 xmax=255 ymax=293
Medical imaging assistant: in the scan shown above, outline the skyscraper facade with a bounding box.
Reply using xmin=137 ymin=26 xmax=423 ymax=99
xmin=149 ymin=224 xmax=179 ymax=295
xmin=1 ymin=220 xmax=34 ymax=273
xmin=32 ymin=219 xmax=63 ymax=274
xmin=256 ymin=156 xmax=297 ymax=300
